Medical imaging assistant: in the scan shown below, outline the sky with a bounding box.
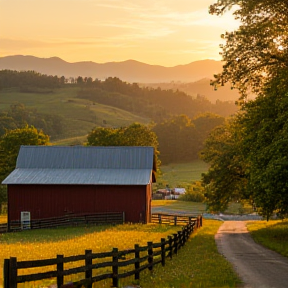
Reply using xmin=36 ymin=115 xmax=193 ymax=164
xmin=0 ymin=0 xmax=240 ymax=67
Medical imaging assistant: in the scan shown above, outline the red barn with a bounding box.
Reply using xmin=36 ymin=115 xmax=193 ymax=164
xmin=2 ymin=146 xmax=156 ymax=229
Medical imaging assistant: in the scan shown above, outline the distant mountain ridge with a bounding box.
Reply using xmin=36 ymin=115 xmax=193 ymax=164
xmin=0 ymin=55 xmax=223 ymax=83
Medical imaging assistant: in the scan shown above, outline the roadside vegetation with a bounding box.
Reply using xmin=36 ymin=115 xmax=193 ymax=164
xmin=247 ymin=220 xmax=288 ymax=258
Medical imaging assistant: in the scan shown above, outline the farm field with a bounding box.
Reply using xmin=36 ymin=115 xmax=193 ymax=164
xmin=0 ymin=219 xmax=241 ymax=288
xmin=0 ymin=87 xmax=149 ymax=141
xmin=0 ymin=223 xmax=180 ymax=287
xmin=152 ymin=200 xmax=207 ymax=214
xmin=156 ymin=160 xmax=209 ymax=188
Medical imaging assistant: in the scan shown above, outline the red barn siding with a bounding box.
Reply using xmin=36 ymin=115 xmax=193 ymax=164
xmin=8 ymin=184 xmax=151 ymax=225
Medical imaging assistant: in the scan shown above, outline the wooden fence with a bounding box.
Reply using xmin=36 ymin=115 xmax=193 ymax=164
xmin=0 ymin=223 xmax=7 ymax=233
xmin=1 ymin=212 xmax=124 ymax=233
xmin=3 ymin=214 xmax=202 ymax=288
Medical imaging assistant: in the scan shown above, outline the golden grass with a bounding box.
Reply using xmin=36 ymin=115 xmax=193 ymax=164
xmin=0 ymin=215 xmax=7 ymax=224
xmin=0 ymin=223 xmax=180 ymax=287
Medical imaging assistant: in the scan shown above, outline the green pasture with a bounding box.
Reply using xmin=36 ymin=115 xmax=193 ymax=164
xmin=157 ymin=160 xmax=209 ymax=188
xmin=0 ymin=220 xmax=240 ymax=288
xmin=0 ymin=87 xmax=149 ymax=141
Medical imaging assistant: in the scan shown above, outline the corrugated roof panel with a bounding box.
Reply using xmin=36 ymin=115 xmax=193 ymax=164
xmin=2 ymin=168 xmax=152 ymax=185
xmin=16 ymin=146 xmax=154 ymax=170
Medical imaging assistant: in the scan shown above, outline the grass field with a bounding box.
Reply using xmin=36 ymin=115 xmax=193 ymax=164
xmin=0 ymin=87 xmax=149 ymax=142
xmin=247 ymin=220 xmax=288 ymax=258
xmin=0 ymin=223 xmax=180 ymax=287
xmin=0 ymin=220 xmax=240 ymax=288
xmin=156 ymin=160 xmax=209 ymax=188
xmin=152 ymin=200 xmax=207 ymax=214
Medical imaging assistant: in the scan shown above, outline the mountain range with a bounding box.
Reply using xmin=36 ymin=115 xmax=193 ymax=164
xmin=0 ymin=55 xmax=223 ymax=83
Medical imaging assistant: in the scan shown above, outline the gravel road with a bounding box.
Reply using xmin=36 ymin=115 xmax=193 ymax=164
xmin=215 ymin=221 xmax=288 ymax=288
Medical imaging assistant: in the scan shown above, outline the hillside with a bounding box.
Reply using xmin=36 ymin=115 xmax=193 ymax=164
xmin=0 ymin=55 xmax=223 ymax=83
xmin=142 ymin=78 xmax=241 ymax=103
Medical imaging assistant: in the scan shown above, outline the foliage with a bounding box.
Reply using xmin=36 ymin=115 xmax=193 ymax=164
xmin=239 ymin=78 xmax=288 ymax=219
xmin=153 ymin=113 xmax=225 ymax=164
xmin=209 ymin=0 xmax=288 ymax=99
xmin=0 ymin=103 xmax=64 ymax=139
xmin=0 ymin=70 xmax=64 ymax=90
xmin=204 ymin=0 xmax=288 ymax=219
xmin=200 ymin=117 xmax=248 ymax=213
xmin=179 ymin=182 xmax=205 ymax=202
xmin=87 ymin=122 xmax=160 ymax=166
xmin=78 ymin=76 xmax=237 ymax=121
xmin=0 ymin=126 xmax=49 ymax=206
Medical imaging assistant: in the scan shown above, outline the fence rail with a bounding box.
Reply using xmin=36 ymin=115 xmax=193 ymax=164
xmin=0 ymin=223 xmax=7 ymax=233
xmin=4 ymin=214 xmax=202 ymax=288
xmin=3 ymin=212 xmax=124 ymax=232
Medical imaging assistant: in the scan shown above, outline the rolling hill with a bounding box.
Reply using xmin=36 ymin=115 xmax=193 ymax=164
xmin=0 ymin=55 xmax=223 ymax=83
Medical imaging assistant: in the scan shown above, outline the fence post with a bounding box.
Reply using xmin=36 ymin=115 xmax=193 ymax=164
xmin=9 ymin=257 xmax=17 ymax=288
xmin=112 ymin=248 xmax=119 ymax=287
xmin=134 ymin=244 xmax=140 ymax=281
xmin=85 ymin=250 xmax=92 ymax=288
xmin=182 ymin=226 xmax=187 ymax=244
xmin=174 ymin=216 xmax=177 ymax=226
xmin=147 ymin=241 xmax=153 ymax=271
xmin=161 ymin=238 xmax=166 ymax=267
xmin=4 ymin=259 xmax=9 ymax=288
xmin=57 ymin=255 xmax=64 ymax=288
xmin=158 ymin=214 xmax=162 ymax=224
xmin=168 ymin=236 xmax=173 ymax=259
xmin=178 ymin=231 xmax=182 ymax=249
xmin=200 ymin=215 xmax=203 ymax=227
xmin=173 ymin=233 xmax=178 ymax=255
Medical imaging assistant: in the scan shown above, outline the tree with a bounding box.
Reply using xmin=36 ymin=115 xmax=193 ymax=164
xmin=238 ymin=76 xmax=288 ymax=219
xmin=200 ymin=117 xmax=248 ymax=213
xmin=205 ymin=0 xmax=288 ymax=219
xmin=210 ymin=0 xmax=288 ymax=99
xmin=0 ymin=126 xmax=49 ymax=206
xmin=87 ymin=123 xmax=160 ymax=165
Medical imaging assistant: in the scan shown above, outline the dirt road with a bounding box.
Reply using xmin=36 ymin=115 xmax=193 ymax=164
xmin=215 ymin=221 xmax=288 ymax=288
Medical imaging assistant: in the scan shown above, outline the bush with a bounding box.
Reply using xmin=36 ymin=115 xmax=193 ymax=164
xmin=178 ymin=182 xmax=205 ymax=202
xmin=179 ymin=191 xmax=205 ymax=202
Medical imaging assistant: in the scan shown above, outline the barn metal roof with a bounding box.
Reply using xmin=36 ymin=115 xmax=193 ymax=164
xmin=2 ymin=146 xmax=155 ymax=185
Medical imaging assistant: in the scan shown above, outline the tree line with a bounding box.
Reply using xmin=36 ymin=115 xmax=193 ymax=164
xmin=201 ymin=0 xmax=288 ymax=220
xmin=0 ymin=70 xmax=238 ymax=123
xmin=0 ymin=103 xmax=64 ymax=139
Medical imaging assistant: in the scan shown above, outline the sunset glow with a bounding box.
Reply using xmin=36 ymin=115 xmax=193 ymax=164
xmin=0 ymin=0 xmax=240 ymax=66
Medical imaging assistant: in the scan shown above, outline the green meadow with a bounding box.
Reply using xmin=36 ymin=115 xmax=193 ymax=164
xmin=156 ymin=160 xmax=209 ymax=188
xmin=0 ymin=220 xmax=240 ymax=288
xmin=0 ymin=87 xmax=149 ymax=141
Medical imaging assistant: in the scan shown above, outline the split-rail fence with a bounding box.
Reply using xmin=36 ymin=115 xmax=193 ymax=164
xmin=3 ymin=214 xmax=202 ymax=288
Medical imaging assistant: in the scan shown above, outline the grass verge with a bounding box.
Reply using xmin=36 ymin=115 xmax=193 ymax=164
xmin=134 ymin=219 xmax=240 ymax=288
xmin=247 ymin=220 xmax=288 ymax=258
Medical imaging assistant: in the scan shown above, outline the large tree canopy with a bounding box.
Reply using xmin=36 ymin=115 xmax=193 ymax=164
xmin=210 ymin=0 xmax=288 ymax=98
xmin=87 ymin=123 xmax=160 ymax=166
xmin=202 ymin=0 xmax=288 ymax=219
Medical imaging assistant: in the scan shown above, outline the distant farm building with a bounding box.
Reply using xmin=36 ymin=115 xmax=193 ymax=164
xmin=154 ymin=187 xmax=186 ymax=200
xmin=2 ymin=146 xmax=156 ymax=229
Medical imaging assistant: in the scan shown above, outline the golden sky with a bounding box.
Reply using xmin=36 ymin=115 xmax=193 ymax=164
xmin=0 ymin=0 xmax=240 ymax=66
